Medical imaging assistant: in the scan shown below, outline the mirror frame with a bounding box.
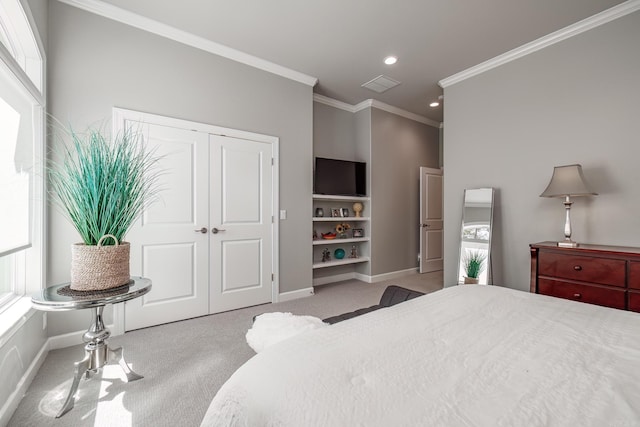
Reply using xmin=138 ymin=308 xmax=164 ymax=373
xmin=457 ymin=187 xmax=495 ymax=285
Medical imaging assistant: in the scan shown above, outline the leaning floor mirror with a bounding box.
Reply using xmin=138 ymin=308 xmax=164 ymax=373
xmin=457 ymin=188 xmax=495 ymax=285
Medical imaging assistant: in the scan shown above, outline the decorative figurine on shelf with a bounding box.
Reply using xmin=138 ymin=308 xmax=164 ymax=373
xmin=313 ymin=229 xmax=318 ymax=240
xmin=315 ymin=207 xmax=324 ymax=217
xmin=335 ymin=223 xmax=351 ymax=239
xmin=322 ymin=248 xmax=331 ymax=262
xmin=349 ymin=245 xmax=358 ymax=258
xmin=352 ymin=202 xmax=363 ymax=218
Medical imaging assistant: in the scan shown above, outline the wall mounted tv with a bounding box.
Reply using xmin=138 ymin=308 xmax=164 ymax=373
xmin=314 ymin=157 xmax=366 ymax=196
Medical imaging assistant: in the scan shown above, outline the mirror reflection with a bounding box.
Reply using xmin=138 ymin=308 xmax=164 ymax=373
xmin=458 ymin=188 xmax=494 ymax=285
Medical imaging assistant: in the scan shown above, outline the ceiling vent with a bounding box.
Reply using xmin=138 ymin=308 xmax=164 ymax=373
xmin=361 ymin=75 xmax=401 ymax=93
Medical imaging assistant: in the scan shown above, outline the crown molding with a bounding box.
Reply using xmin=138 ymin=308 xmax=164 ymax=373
xmin=313 ymin=95 xmax=441 ymax=128
xmin=439 ymin=0 xmax=640 ymax=88
xmin=366 ymin=100 xmax=441 ymax=128
xmin=313 ymin=94 xmax=356 ymax=112
xmin=56 ymin=0 xmax=318 ymax=87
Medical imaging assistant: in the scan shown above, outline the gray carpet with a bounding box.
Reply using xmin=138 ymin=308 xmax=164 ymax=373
xmin=9 ymin=273 xmax=443 ymax=427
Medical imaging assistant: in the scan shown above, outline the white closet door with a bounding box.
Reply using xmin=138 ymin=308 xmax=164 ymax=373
xmin=209 ymin=134 xmax=273 ymax=313
xmin=124 ymin=122 xmax=210 ymax=330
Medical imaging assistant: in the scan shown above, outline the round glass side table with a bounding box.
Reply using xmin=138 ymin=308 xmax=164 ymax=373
xmin=31 ymin=276 xmax=151 ymax=418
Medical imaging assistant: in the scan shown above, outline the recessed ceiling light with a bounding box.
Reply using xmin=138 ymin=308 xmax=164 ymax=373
xmin=384 ymin=56 xmax=397 ymax=65
xmin=429 ymin=101 xmax=440 ymax=107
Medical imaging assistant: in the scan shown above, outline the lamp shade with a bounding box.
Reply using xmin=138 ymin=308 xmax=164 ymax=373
xmin=540 ymin=164 xmax=597 ymax=198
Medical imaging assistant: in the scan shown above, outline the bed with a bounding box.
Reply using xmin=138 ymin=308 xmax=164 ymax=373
xmin=201 ymin=285 xmax=640 ymax=426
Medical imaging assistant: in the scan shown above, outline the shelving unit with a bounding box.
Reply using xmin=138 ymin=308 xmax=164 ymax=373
xmin=312 ymin=257 xmax=370 ymax=269
xmin=312 ymin=194 xmax=370 ymax=271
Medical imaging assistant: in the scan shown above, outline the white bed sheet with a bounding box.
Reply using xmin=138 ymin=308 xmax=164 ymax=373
xmin=201 ymin=285 xmax=640 ymax=427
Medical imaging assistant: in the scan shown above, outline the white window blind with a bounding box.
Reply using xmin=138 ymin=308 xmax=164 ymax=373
xmin=0 ymin=56 xmax=34 ymax=257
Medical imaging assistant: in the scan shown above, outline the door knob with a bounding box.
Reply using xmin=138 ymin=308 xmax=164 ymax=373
xmin=212 ymin=227 xmax=226 ymax=234
xmin=195 ymin=227 xmax=208 ymax=234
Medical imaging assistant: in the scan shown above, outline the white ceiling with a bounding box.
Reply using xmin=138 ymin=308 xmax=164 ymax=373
xmin=98 ymin=0 xmax=626 ymax=122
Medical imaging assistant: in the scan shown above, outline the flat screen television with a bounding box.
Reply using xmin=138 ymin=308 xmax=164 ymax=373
xmin=314 ymin=157 xmax=366 ymax=196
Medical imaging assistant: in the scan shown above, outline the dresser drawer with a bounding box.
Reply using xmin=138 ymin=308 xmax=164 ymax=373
xmin=538 ymin=252 xmax=626 ymax=287
xmin=629 ymin=262 xmax=640 ymax=290
xmin=629 ymin=291 xmax=640 ymax=313
xmin=538 ymin=279 xmax=626 ymax=309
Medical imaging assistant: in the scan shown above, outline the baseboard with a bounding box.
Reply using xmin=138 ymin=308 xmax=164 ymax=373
xmin=0 ymin=339 xmax=48 ymax=427
xmin=277 ymin=287 xmax=314 ymax=302
xmin=48 ymin=323 xmax=115 ymax=350
xmin=314 ymin=268 xmax=418 ymax=286
xmin=356 ymin=267 xmax=418 ymax=283
xmin=312 ymin=272 xmax=356 ymax=286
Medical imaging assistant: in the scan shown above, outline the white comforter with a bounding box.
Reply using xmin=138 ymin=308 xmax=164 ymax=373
xmin=201 ymin=285 xmax=640 ymax=426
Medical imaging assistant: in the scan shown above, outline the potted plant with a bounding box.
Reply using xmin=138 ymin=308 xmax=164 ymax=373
xmin=49 ymin=123 xmax=161 ymax=291
xmin=462 ymin=250 xmax=487 ymax=284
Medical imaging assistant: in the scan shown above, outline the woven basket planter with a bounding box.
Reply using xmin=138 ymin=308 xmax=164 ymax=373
xmin=70 ymin=234 xmax=130 ymax=291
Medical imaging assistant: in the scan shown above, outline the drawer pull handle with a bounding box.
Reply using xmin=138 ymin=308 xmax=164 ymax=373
xmin=573 ymin=293 xmax=582 ymax=298
xmin=573 ymin=265 xmax=582 ymax=271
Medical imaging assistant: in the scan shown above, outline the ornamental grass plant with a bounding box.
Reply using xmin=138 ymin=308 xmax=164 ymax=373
xmin=48 ymin=123 xmax=162 ymax=246
xmin=463 ymin=250 xmax=487 ymax=279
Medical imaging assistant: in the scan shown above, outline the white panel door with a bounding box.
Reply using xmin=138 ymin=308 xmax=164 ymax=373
xmin=209 ymin=134 xmax=273 ymax=313
xmin=420 ymin=167 xmax=444 ymax=273
xmin=124 ymin=122 xmax=210 ymax=330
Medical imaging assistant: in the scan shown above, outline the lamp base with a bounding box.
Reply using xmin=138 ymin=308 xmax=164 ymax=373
xmin=558 ymin=240 xmax=579 ymax=248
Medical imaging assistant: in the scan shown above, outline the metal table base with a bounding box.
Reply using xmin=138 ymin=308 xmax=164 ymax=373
xmin=57 ymin=305 xmax=143 ymax=418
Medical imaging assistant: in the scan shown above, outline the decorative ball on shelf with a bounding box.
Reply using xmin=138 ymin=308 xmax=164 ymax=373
xmin=352 ymin=202 xmax=363 ymax=218
xmin=334 ymin=248 xmax=345 ymax=259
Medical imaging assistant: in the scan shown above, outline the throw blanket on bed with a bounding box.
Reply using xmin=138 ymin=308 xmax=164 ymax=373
xmin=201 ymin=285 xmax=640 ymax=427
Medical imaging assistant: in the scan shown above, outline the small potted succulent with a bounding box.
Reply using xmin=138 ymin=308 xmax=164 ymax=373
xmin=462 ymin=250 xmax=487 ymax=284
xmin=48 ymin=123 xmax=162 ymax=291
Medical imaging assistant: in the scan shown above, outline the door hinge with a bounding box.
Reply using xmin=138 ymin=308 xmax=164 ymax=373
xmin=271 ymin=158 xmax=274 ymax=165
xmin=271 ymin=273 xmax=275 ymax=281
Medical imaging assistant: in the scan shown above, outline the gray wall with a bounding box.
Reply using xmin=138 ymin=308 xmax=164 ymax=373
xmin=47 ymin=2 xmax=313 ymax=335
xmin=370 ymin=108 xmax=440 ymax=276
xmin=443 ymin=10 xmax=640 ymax=289
xmin=313 ymin=102 xmax=356 ymax=161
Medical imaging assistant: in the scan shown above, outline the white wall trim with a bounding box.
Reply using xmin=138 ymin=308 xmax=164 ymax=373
xmin=366 ymin=100 xmax=441 ymax=128
xmin=278 ymin=287 xmax=314 ymax=302
xmin=314 ymin=268 xmax=419 ymax=285
xmin=0 ymin=339 xmax=48 ymax=426
xmin=313 ymin=94 xmax=357 ymax=112
xmin=439 ymin=0 xmax=640 ymax=88
xmin=313 ymin=272 xmax=356 ymax=286
xmin=313 ymin=94 xmax=441 ymax=128
xmin=56 ymin=0 xmax=318 ymax=87
xmin=356 ymin=267 xmax=419 ymax=283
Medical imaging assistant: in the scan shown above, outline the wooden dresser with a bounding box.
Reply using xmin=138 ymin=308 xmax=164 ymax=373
xmin=530 ymin=241 xmax=640 ymax=312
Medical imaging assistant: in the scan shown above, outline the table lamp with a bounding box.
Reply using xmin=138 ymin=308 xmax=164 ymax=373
xmin=540 ymin=164 xmax=597 ymax=248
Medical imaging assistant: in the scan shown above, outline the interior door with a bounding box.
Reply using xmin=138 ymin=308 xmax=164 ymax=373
xmin=419 ymin=167 xmax=443 ymax=273
xmin=209 ymin=134 xmax=274 ymax=313
xmin=124 ymin=122 xmax=210 ymax=330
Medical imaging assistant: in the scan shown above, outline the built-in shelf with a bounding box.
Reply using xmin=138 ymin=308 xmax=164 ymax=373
xmin=313 ymin=217 xmax=370 ymax=222
xmin=312 ymin=257 xmax=370 ymax=269
xmin=313 ymin=194 xmax=370 ymax=201
xmin=312 ymin=237 xmax=370 ymax=246
xmin=312 ymin=194 xmax=371 ymax=275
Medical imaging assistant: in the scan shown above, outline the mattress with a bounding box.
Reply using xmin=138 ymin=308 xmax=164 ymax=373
xmin=201 ymin=285 xmax=640 ymax=426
